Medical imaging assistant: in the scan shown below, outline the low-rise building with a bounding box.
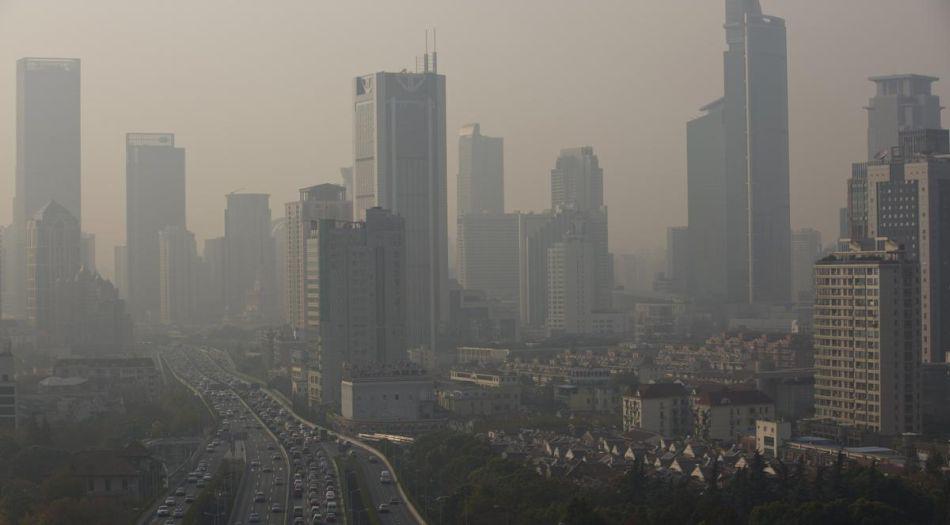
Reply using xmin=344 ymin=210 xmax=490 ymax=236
xmin=694 ymin=389 xmax=774 ymax=442
xmin=52 ymin=357 xmax=161 ymax=401
xmin=456 ymin=347 xmax=511 ymax=367
xmin=340 ymin=366 xmax=436 ymax=422
xmin=556 ymin=383 xmax=621 ymax=414
xmin=68 ymin=443 xmax=163 ymax=501
xmin=621 ymin=383 xmax=691 ymax=438
xmin=755 ymin=419 xmax=791 ymax=457
xmin=437 ymin=385 xmax=521 ymax=417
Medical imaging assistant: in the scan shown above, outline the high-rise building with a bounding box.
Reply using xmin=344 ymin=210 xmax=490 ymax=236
xmin=25 ymin=201 xmax=80 ymax=336
xmin=339 ymin=167 xmax=354 ymax=211
xmin=790 ymin=228 xmax=822 ymax=303
xmin=310 ymin=208 xmax=406 ymax=407
xmin=353 ymin=59 xmax=448 ymax=351
xmin=457 ymin=213 xmax=520 ymax=303
xmin=687 ymin=99 xmax=727 ymax=302
xmin=284 ymin=184 xmax=353 ymax=330
xmin=813 ymin=238 xmax=920 ymax=435
xmin=79 ymin=233 xmax=96 ymax=272
xmin=866 ymin=75 xmax=942 ymax=160
xmin=867 ymin=154 xmax=950 ymax=363
xmin=272 ymin=218 xmax=288 ymax=323
xmin=0 ymin=343 xmax=15 ymax=431
xmin=158 ymin=226 xmax=197 ymax=325
xmin=201 ymin=237 xmax=227 ymax=319
xmin=688 ymin=0 xmax=790 ymax=305
xmin=551 ymin=146 xmax=603 ymax=212
xmin=665 ymin=227 xmax=689 ymax=294
xmin=457 ymin=123 xmax=504 ymax=217
xmin=8 ymin=58 xmax=81 ymax=317
xmin=546 ymin=233 xmax=596 ymax=335
xmin=114 ymin=245 xmax=128 ymax=301
xmin=125 ymin=133 xmax=186 ymax=322
xmin=225 ymin=193 xmax=274 ymax=319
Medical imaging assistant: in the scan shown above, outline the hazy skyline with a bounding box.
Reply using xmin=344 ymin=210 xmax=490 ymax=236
xmin=0 ymin=0 xmax=948 ymax=278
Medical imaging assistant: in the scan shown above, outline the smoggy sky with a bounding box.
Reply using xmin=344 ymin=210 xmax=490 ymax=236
xmin=0 ymin=0 xmax=948 ymax=278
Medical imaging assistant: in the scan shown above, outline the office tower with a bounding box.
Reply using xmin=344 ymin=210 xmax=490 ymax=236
xmin=867 ymin=75 xmax=942 ymax=160
xmin=284 ymin=184 xmax=353 ymax=330
xmin=201 ymin=237 xmax=227 ymax=318
xmin=61 ymin=267 xmax=133 ymax=355
xmin=665 ymin=227 xmax=689 ymax=294
xmin=813 ymin=238 xmax=920 ymax=435
xmin=158 ymin=226 xmax=197 ymax=325
xmin=846 ymin=162 xmax=870 ymax=241
xmin=125 ymin=133 xmax=186 ymax=322
xmin=225 ymin=193 xmax=274 ymax=318
xmin=25 ymin=201 xmax=80 ymax=335
xmin=0 ymin=343 xmax=15 ymax=430
xmin=546 ymin=232 xmax=597 ymax=335
xmin=866 ymin=152 xmax=950 ymax=363
xmin=114 ymin=245 xmax=128 ymax=300
xmin=311 ymin=208 xmax=406 ymax=407
xmin=900 ymin=129 xmax=950 ymax=159
xmin=8 ymin=58 xmax=81 ymax=317
xmin=79 ymin=233 xmax=95 ymax=272
xmin=687 ymin=99 xmax=727 ymax=302
xmin=688 ymin=0 xmax=790 ymax=305
xmin=340 ymin=167 xmax=354 ymax=209
xmin=790 ymin=228 xmax=822 ymax=302
xmin=0 ymin=226 xmax=5 ymax=321
xmin=353 ymin=58 xmax=448 ymax=351
xmin=551 ymin=146 xmax=603 ymax=212
xmin=272 ymin=218 xmax=288 ymax=323
xmin=838 ymin=208 xmax=850 ymax=240
xmin=549 ymin=147 xmax=613 ymax=309
xmin=457 ymin=213 xmax=519 ymax=303
xmin=458 ymin=123 xmax=504 ymax=217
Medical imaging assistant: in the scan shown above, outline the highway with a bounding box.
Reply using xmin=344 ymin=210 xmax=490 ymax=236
xmin=146 ymin=346 xmax=295 ymax=525
xmin=198 ymin=346 xmax=423 ymax=525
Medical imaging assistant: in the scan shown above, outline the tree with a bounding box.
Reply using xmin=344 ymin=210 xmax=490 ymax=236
xmin=563 ymin=497 xmax=606 ymax=525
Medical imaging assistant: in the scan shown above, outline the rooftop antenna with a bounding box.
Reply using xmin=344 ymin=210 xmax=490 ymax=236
xmin=424 ymin=29 xmax=430 ymax=73
xmin=432 ymin=27 xmax=438 ymax=73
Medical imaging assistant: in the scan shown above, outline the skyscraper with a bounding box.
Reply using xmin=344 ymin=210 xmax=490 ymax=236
xmin=866 ymin=75 xmax=942 ymax=160
xmin=114 ymin=245 xmax=128 ymax=300
xmin=457 ymin=213 xmax=520 ymax=303
xmin=284 ymin=184 xmax=353 ymax=330
xmin=687 ymin=99 xmax=727 ymax=302
xmin=224 ymin=193 xmax=274 ymax=319
xmin=665 ymin=227 xmax=689 ymax=295
xmin=353 ymin=58 xmax=448 ymax=351
xmin=688 ymin=0 xmax=790 ymax=305
xmin=866 ymin=152 xmax=950 ymax=363
xmin=546 ymin=232 xmax=596 ymax=335
xmin=813 ymin=239 xmax=920 ymax=435
xmin=158 ymin=226 xmax=197 ymax=325
xmin=551 ymin=146 xmax=604 ymax=213
xmin=790 ymin=228 xmax=822 ymax=303
xmin=457 ymin=123 xmax=504 ymax=217
xmin=310 ymin=208 xmax=406 ymax=407
xmin=8 ymin=58 xmax=81 ymax=317
xmin=25 ymin=201 xmax=80 ymax=336
xmin=125 ymin=133 xmax=186 ymax=322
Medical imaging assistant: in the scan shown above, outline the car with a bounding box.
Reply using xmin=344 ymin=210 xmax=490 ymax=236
xmin=262 ymin=465 xmax=273 ymax=473
xmin=325 ymin=491 xmax=335 ymax=501
xmin=173 ymin=507 xmax=185 ymax=518
xmin=271 ymin=503 xmax=283 ymax=513
xmin=377 ymin=503 xmax=389 ymax=514
xmin=164 ymin=497 xmax=176 ymax=506
xmin=367 ymin=455 xmax=378 ymax=464
xmin=175 ymin=487 xmax=186 ymax=496
xmin=164 ymin=520 xmax=177 ymax=525
xmin=185 ymin=495 xmax=196 ymax=503
xmin=156 ymin=506 xmax=170 ymax=517
xmin=389 ymin=497 xmax=400 ymax=505
xmin=274 ymin=477 xmax=284 ymax=486
xmin=254 ymin=491 xmax=266 ymax=503
xmin=248 ymin=512 xmax=261 ymax=523
xmin=325 ymin=513 xmax=337 ymax=523
xmin=196 ymin=480 xmax=206 ymax=488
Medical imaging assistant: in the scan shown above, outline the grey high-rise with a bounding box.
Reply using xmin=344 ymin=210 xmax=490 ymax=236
xmin=224 ymin=193 xmax=274 ymax=319
xmin=551 ymin=147 xmax=604 ymax=212
xmin=867 ymin=75 xmax=942 ymax=160
xmin=457 ymin=123 xmax=504 ymax=217
xmin=126 ymin=133 xmax=186 ymax=322
xmin=688 ymin=0 xmax=790 ymax=305
xmin=7 ymin=58 xmax=81 ymax=317
xmin=353 ymin=58 xmax=448 ymax=351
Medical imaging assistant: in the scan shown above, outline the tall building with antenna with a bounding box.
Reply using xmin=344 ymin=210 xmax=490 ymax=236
xmin=352 ymin=32 xmax=447 ymax=351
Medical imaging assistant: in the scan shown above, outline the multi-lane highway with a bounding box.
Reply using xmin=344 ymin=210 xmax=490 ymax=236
xmin=198 ymin=347 xmax=423 ymax=525
xmin=145 ymin=346 xmax=296 ymax=525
